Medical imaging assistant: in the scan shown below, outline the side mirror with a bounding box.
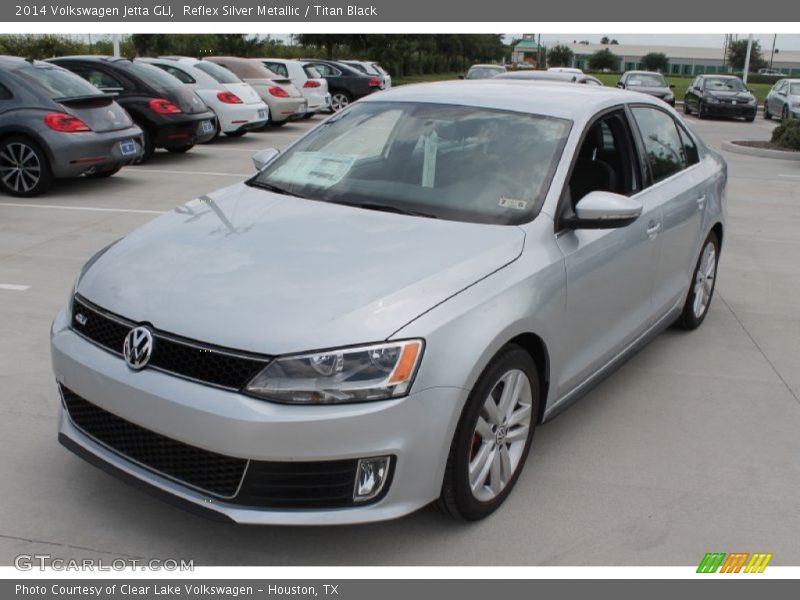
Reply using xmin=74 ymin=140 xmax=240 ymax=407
xmin=252 ymin=147 xmax=280 ymax=171
xmin=616 ymin=81 xmax=624 ymax=88
xmin=669 ymin=84 xmax=676 ymax=89
xmin=564 ymin=191 xmax=643 ymax=230
xmin=458 ymin=74 xmax=465 ymax=80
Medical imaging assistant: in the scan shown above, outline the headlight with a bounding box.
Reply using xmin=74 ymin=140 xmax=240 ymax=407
xmin=704 ymin=94 xmax=720 ymax=104
xmin=747 ymin=96 xmax=756 ymax=104
xmin=245 ymin=339 xmax=424 ymax=404
xmin=664 ymin=93 xmax=674 ymax=101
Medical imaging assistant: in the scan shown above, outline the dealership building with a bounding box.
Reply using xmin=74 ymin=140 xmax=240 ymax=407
xmin=516 ymin=41 xmax=800 ymax=76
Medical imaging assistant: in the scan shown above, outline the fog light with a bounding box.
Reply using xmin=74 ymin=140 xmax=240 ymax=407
xmin=353 ymin=456 xmax=391 ymax=502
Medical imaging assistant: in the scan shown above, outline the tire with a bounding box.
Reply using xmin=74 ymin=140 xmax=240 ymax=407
xmin=0 ymin=136 xmax=54 ymax=197
xmin=204 ymin=118 xmax=221 ymax=143
xmin=782 ymin=106 xmax=790 ymax=123
xmin=166 ymin=143 xmax=195 ymax=154
xmin=764 ymin=103 xmax=772 ymax=119
xmin=745 ymin=114 xmax=756 ymax=122
xmin=438 ymin=345 xmax=540 ymax=521
xmin=301 ymin=112 xmax=314 ymax=120
xmin=676 ymin=231 xmax=720 ymax=331
xmin=683 ymin=99 xmax=691 ymax=114
xmin=86 ymin=165 xmax=122 ymax=178
xmin=135 ymin=124 xmax=155 ymax=163
xmin=330 ymin=91 xmax=352 ymax=112
xmin=696 ymin=102 xmax=705 ymax=119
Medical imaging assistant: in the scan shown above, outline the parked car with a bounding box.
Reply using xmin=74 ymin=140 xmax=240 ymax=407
xmin=204 ymin=57 xmax=306 ymax=126
xmin=340 ymin=60 xmax=392 ymax=89
xmin=0 ymin=56 xmax=143 ymax=197
xmin=683 ymin=74 xmax=757 ymax=121
xmin=547 ymin=67 xmax=584 ymax=75
xmin=617 ymin=71 xmax=675 ymax=106
xmin=53 ymin=81 xmax=726 ymax=524
xmin=258 ymin=58 xmax=331 ymax=117
xmin=141 ymin=57 xmax=267 ymax=139
xmin=462 ymin=64 xmax=507 ymax=80
xmin=496 ymin=71 xmax=603 ymax=85
xmin=764 ymin=78 xmax=800 ymax=121
xmin=299 ymin=59 xmax=381 ymax=112
xmin=47 ymin=56 xmax=216 ymax=160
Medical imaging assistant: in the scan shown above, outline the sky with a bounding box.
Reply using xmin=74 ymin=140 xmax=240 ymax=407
xmin=524 ymin=34 xmax=800 ymax=52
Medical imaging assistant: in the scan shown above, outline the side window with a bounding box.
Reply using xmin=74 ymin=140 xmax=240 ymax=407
xmin=158 ymin=64 xmax=194 ymax=84
xmin=0 ymin=82 xmax=12 ymax=100
xmin=567 ymin=111 xmax=641 ymax=206
xmin=266 ymin=62 xmax=288 ymax=77
xmin=631 ymin=106 xmax=686 ymax=184
xmin=72 ymin=67 xmax=124 ymax=90
xmin=677 ymin=125 xmax=699 ymax=166
xmin=312 ymin=63 xmax=331 ymax=77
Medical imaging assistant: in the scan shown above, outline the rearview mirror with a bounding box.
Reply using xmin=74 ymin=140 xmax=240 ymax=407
xmin=252 ymin=147 xmax=280 ymax=171
xmin=564 ymin=191 xmax=643 ymax=230
xmin=616 ymin=81 xmax=624 ymax=88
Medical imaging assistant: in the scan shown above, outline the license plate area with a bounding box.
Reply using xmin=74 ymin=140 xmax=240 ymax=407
xmin=120 ymin=140 xmax=137 ymax=156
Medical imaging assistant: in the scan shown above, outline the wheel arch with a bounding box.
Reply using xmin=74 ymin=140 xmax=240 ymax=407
xmin=504 ymin=332 xmax=550 ymax=424
xmin=711 ymin=221 xmax=724 ymax=249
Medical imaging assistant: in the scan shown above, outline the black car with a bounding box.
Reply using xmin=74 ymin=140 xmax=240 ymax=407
xmin=0 ymin=55 xmax=143 ymax=197
xmin=47 ymin=56 xmax=217 ymax=160
xmin=683 ymin=74 xmax=757 ymax=121
xmin=617 ymin=70 xmax=675 ymax=106
xmin=299 ymin=59 xmax=380 ymax=111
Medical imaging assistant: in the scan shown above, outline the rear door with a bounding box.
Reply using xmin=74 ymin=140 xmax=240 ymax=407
xmin=628 ymin=105 xmax=707 ymax=319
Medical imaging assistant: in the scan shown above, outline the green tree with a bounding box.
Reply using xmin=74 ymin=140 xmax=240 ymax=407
xmin=640 ymin=52 xmax=669 ymax=72
xmin=587 ymin=48 xmax=620 ymax=71
xmin=546 ymin=44 xmax=574 ymax=68
xmin=726 ymin=39 xmax=768 ymax=72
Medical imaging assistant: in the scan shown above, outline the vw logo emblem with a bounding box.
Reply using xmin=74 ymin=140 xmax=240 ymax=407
xmin=123 ymin=326 xmax=154 ymax=370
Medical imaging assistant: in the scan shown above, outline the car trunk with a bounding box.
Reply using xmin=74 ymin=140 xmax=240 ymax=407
xmin=161 ymin=85 xmax=209 ymax=114
xmin=221 ymin=82 xmax=263 ymax=105
xmin=57 ymin=95 xmax=133 ymax=133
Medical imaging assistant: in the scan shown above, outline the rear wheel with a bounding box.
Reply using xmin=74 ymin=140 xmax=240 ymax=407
xmin=683 ymin=99 xmax=691 ymax=114
xmin=676 ymin=231 xmax=720 ymax=330
xmin=782 ymin=105 xmax=790 ymax=123
xmin=764 ymin=103 xmax=772 ymax=119
xmin=0 ymin=136 xmax=53 ymax=197
xmin=438 ymin=345 xmax=539 ymax=521
xmin=330 ymin=91 xmax=352 ymax=112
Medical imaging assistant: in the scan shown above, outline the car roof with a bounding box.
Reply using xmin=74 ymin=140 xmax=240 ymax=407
xmin=469 ymin=64 xmax=506 ymax=69
xmin=496 ymin=71 xmax=577 ymax=81
xmin=699 ymin=74 xmax=740 ymax=79
xmin=362 ymin=80 xmax=663 ymax=122
xmin=623 ymin=70 xmax=665 ymax=75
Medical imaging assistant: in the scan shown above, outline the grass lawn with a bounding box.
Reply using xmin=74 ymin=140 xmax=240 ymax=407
xmin=395 ymin=71 xmax=772 ymax=104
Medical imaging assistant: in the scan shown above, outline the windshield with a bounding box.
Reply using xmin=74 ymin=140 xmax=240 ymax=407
xmin=791 ymin=83 xmax=800 ymax=95
xmin=704 ymin=77 xmax=746 ymax=91
xmin=16 ymin=64 xmax=102 ymax=99
xmin=194 ymin=61 xmax=241 ymax=84
xmin=251 ymin=101 xmax=571 ymax=225
xmin=466 ymin=66 xmax=505 ymax=79
xmin=626 ymin=73 xmax=667 ymax=87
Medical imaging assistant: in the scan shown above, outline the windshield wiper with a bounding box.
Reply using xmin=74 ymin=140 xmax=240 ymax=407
xmin=337 ymin=201 xmax=438 ymax=219
xmin=248 ymin=180 xmax=307 ymax=199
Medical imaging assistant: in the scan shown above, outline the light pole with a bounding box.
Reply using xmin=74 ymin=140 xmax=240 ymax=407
xmin=742 ymin=34 xmax=753 ymax=85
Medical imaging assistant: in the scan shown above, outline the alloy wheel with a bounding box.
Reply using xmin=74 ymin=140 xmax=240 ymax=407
xmin=693 ymin=241 xmax=717 ymax=319
xmin=330 ymin=93 xmax=351 ymax=112
xmin=468 ymin=369 xmax=533 ymax=502
xmin=0 ymin=142 xmax=42 ymax=194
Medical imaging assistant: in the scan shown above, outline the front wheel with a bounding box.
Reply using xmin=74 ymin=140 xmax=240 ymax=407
xmin=330 ymin=91 xmax=352 ymax=112
xmin=696 ymin=102 xmax=706 ymax=119
xmin=438 ymin=345 xmax=539 ymax=521
xmin=683 ymin=99 xmax=691 ymax=114
xmin=676 ymin=231 xmax=720 ymax=330
xmin=764 ymin=103 xmax=772 ymax=119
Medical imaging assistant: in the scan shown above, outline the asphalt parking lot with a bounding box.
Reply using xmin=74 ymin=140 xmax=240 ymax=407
xmin=1 ymin=112 xmax=799 ymax=567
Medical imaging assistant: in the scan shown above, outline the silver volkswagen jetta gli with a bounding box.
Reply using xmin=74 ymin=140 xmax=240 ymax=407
xmin=51 ymin=81 xmax=726 ymax=524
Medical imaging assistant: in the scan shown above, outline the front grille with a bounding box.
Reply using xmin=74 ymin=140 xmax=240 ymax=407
xmin=61 ymin=386 xmax=246 ymax=497
xmin=71 ymin=295 xmax=270 ymax=390
xmin=61 ymin=387 xmax=392 ymax=510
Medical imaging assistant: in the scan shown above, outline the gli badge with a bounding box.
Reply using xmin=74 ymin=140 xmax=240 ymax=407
xmin=123 ymin=326 xmax=154 ymax=370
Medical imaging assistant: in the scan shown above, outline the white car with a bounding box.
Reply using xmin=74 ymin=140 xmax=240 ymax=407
xmin=141 ymin=57 xmax=268 ymax=139
xmin=548 ymin=67 xmax=585 ymax=75
xmin=341 ymin=60 xmax=392 ymax=89
xmin=259 ymin=58 xmax=331 ymax=116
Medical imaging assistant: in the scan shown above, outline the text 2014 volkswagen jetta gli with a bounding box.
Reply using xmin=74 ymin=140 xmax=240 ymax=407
xmin=51 ymin=81 xmax=726 ymax=524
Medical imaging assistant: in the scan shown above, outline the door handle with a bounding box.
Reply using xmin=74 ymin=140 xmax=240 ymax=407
xmin=646 ymin=221 xmax=662 ymax=239
xmin=695 ymin=195 xmax=707 ymax=210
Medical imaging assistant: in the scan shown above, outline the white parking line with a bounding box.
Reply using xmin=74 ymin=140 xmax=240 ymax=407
xmin=0 ymin=283 xmax=29 ymax=291
xmin=135 ymin=169 xmax=249 ymax=178
xmin=0 ymin=202 xmax=165 ymax=215
xmin=778 ymin=174 xmax=800 ymax=179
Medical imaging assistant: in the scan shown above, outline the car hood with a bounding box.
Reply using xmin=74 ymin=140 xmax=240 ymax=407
xmin=705 ymin=90 xmax=753 ymax=100
xmin=629 ymin=86 xmax=672 ymax=97
xmin=77 ymin=183 xmax=525 ymax=355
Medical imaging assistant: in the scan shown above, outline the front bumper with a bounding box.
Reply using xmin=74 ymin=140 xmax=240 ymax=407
xmin=51 ymin=307 xmax=463 ymax=524
xmin=702 ymin=102 xmax=757 ymax=118
xmin=47 ymin=125 xmax=144 ymax=178
xmin=153 ymin=111 xmax=217 ymax=148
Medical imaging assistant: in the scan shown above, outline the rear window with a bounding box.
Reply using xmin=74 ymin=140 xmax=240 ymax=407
xmin=122 ymin=61 xmax=184 ymax=89
xmin=264 ymin=62 xmax=288 ymax=77
xmin=15 ymin=65 xmax=102 ymax=99
xmin=193 ymin=61 xmax=241 ymax=84
xmin=303 ymin=64 xmax=322 ymax=79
